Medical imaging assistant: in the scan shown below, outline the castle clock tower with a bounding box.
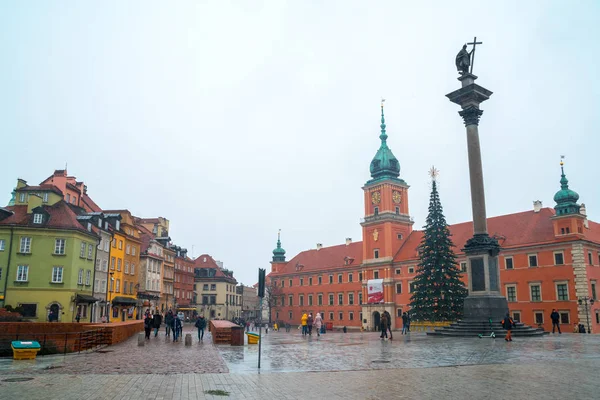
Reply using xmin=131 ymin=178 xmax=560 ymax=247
xmin=361 ymin=103 xmax=413 ymax=264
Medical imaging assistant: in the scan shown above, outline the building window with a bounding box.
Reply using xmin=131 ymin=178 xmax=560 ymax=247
xmin=16 ymin=265 xmax=28 ymax=281
xmin=596 ymin=312 xmax=600 ymax=325
xmin=125 ymin=262 xmax=129 ymax=274
xmin=43 ymin=192 xmax=48 ymax=202
xmin=19 ymin=193 xmax=25 ymax=202
xmin=329 ymin=312 xmax=334 ymax=320
xmin=338 ymin=274 xmax=342 ymax=283
xmin=131 ymin=263 xmax=135 ymax=274
xmin=300 ymin=278 xmax=304 ymax=286
xmin=591 ymin=281 xmax=597 ymax=300
xmin=19 ymin=237 xmax=32 ymax=253
xmin=203 ymin=284 xmax=209 ymax=291
xmin=132 ymin=246 xmax=136 ymax=256
xmin=534 ymin=312 xmax=544 ymax=324
xmin=349 ymin=293 xmax=354 ymax=305
xmin=281 ymin=280 xmax=285 ymax=287
xmin=589 ymin=252 xmax=593 ymax=265
xmin=211 ymin=284 xmax=216 ymax=291
xmin=289 ymin=279 xmax=293 ymax=287
xmin=117 ymin=259 xmax=122 ymax=271
xmin=408 ymin=267 xmax=414 ymax=274
xmin=288 ymin=295 xmax=293 ymax=306
xmin=115 ymin=279 xmax=120 ymax=293
xmin=308 ymin=295 xmax=313 ymax=306
xmin=0 ymin=239 xmax=5 ymax=251
xmin=78 ymin=269 xmax=84 ymax=285
xmin=112 ymin=239 xmax=116 ymax=248
xmin=374 ymin=249 xmax=379 ymax=259
xmin=506 ymin=285 xmax=517 ymax=302
xmin=339 ymin=312 xmax=343 ymax=320
xmin=309 ymin=277 xmax=313 ymax=286
xmin=88 ymin=244 xmax=93 ymax=259
xmin=338 ymin=293 xmax=343 ymax=305
xmin=373 ymin=270 xmax=379 ymax=279
xmin=118 ymin=240 xmax=123 ymax=250
xmin=409 ymin=281 xmax=416 ymax=293
xmin=85 ymin=270 xmax=91 ymax=286
xmin=33 ymin=214 xmax=43 ymax=224
xmin=556 ymin=283 xmax=569 ymax=301
xmin=318 ymin=276 xmax=322 ymax=285
xmin=299 ymin=295 xmax=304 ymax=306
xmin=348 ymin=273 xmax=353 ymax=283
xmin=54 ymin=239 xmax=66 ymax=255
xmin=358 ymin=292 xmax=363 ymax=304
xmin=51 ymin=266 xmax=63 ymax=283
xmin=66 ymin=194 xmax=70 ymax=203
xmin=460 ymin=262 xmax=467 ymax=272
xmin=396 ymin=283 xmax=402 ymax=294
xmin=328 ymin=294 xmax=334 ymax=306
xmin=530 ymin=284 xmax=541 ymax=302
xmin=19 ymin=303 xmax=37 ymax=318
xmin=80 ymin=242 xmax=86 ymax=258
xmin=126 ymin=244 xmax=130 ymax=255
xmin=359 ymin=272 xmax=363 ymax=281
xmin=554 ymin=252 xmax=564 ymax=265
xmin=289 ymin=311 xmax=293 ymax=320
xmin=349 ymin=312 xmax=354 ymax=321
xmin=130 ymin=282 xmax=134 ymax=295
xmin=329 ymin=275 xmax=333 ymax=284
xmin=374 ymin=207 xmax=379 ymax=216
xmin=395 ymin=207 xmax=400 ymax=215
xmin=559 ymin=311 xmax=570 ymax=324
xmin=528 ymin=254 xmax=538 ymax=267
xmin=512 ymin=311 xmax=521 ymax=323
xmin=318 ymin=294 xmax=323 ymax=306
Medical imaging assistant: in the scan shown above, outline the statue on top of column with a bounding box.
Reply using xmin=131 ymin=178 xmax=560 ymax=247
xmin=455 ymin=44 xmax=471 ymax=75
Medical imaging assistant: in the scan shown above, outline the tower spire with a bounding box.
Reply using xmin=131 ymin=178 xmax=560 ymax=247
xmin=272 ymin=229 xmax=286 ymax=262
xmin=554 ymin=157 xmax=580 ymax=216
xmin=380 ymin=98 xmax=387 ymax=143
xmin=368 ymin=100 xmax=402 ymax=183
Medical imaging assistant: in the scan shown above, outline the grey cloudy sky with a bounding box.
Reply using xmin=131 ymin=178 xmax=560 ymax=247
xmin=1 ymin=1 xmax=598 ymax=286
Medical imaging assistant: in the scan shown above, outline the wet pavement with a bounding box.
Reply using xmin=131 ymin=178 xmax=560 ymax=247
xmin=1 ymin=329 xmax=600 ymax=399
xmin=219 ymin=330 xmax=600 ymax=373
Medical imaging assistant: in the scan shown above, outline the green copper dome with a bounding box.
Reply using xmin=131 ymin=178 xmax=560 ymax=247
xmin=553 ymin=162 xmax=580 ymax=216
xmin=272 ymin=231 xmax=286 ymax=262
xmin=369 ymin=105 xmax=401 ymax=182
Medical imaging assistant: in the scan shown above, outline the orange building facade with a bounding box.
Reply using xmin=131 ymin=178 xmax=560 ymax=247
xmin=268 ymin=109 xmax=600 ymax=333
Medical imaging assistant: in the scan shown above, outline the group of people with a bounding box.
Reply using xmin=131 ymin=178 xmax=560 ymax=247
xmin=143 ymin=309 xmax=183 ymax=342
xmin=301 ymin=312 xmax=324 ymax=336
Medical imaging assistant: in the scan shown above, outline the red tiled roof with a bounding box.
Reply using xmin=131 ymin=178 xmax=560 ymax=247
xmin=393 ymin=207 xmax=591 ymax=262
xmin=0 ymin=203 xmax=97 ymax=236
xmin=585 ymin=220 xmax=600 ymax=243
xmin=273 ymin=241 xmax=364 ymax=275
xmin=18 ymin=184 xmax=63 ymax=196
xmin=194 ymin=254 xmax=232 ymax=278
xmin=81 ymin=194 xmax=101 ymax=212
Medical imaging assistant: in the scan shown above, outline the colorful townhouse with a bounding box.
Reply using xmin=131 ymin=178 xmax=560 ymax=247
xmin=268 ymin=110 xmax=600 ymax=333
xmin=0 ymin=179 xmax=98 ymax=322
xmin=39 ymin=169 xmax=102 ymax=213
xmin=137 ymin=224 xmax=163 ymax=313
xmin=194 ymin=254 xmax=241 ymax=320
xmin=103 ymin=210 xmax=141 ymax=321
xmin=173 ymin=245 xmax=195 ymax=319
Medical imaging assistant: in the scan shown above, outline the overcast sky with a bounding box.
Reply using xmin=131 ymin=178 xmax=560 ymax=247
xmin=2 ymin=1 xmax=598 ymax=286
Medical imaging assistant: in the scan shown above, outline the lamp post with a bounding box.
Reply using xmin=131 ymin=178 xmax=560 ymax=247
xmin=108 ymin=272 xmax=115 ymax=323
xmin=578 ymin=297 xmax=595 ymax=334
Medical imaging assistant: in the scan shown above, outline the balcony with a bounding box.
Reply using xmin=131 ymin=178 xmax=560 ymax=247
xmin=360 ymin=212 xmax=413 ymax=226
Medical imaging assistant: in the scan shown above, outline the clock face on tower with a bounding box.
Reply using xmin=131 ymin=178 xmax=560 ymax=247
xmin=371 ymin=191 xmax=381 ymax=205
xmin=392 ymin=190 xmax=402 ymax=204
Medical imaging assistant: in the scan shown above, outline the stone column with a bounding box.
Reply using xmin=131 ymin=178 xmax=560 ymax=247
xmin=447 ymin=73 xmax=508 ymax=321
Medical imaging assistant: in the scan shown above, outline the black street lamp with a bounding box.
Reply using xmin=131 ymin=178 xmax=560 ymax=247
xmin=108 ymin=272 xmax=115 ymax=323
xmin=578 ymin=296 xmax=595 ymax=334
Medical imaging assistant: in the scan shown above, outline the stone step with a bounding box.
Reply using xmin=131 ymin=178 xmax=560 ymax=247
xmin=426 ymin=319 xmax=547 ymax=337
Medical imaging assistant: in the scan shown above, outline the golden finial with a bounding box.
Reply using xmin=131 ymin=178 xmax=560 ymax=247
xmin=381 ymin=98 xmax=386 ymax=109
xmin=429 ymin=166 xmax=439 ymax=180
xmin=560 ymin=155 xmax=565 ymax=166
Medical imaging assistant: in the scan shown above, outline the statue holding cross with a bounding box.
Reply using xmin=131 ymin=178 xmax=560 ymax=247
xmin=455 ymin=37 xmax=482 ymax=75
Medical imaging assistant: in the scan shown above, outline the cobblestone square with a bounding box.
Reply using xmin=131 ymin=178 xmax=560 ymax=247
xmin=0 ymin=330 xmax=599 ymax=399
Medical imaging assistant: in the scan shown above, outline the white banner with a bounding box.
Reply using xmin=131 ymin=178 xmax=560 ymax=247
xmin=367 ymin=279 xmax=384 ymax=304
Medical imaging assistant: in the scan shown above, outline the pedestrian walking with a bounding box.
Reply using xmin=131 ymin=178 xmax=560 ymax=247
xmin=550 ymin=309 xmax=561 ymax=334
xmin=285 ymin=322 xmax=291 ymax=332
xmin=401 ymin=312 xmax=408 ymax=335
xmin=301 ymin=313 xmax=308 ymax=336
xmin=152 ymin=311 xmax=162 ymax=337
xmin=380 ymin=312 xmax=388 ymax=339
xmin=383 ymin=310 xmax=393 ymax=339
xmin=406 ymin=312 xmax=411 ymax=332
xmin=173 ymin=314 xmax=182 ymax=342
xmin=307 ymin=314 xmax=314 ymax=336
xmin=501 ymin=313 xmax=515 ymax=342
xmin=144 ymin=313 xmax=153 ymax=340
xmin=195 ymin=315 xmax=206 ymax=341
xmin=314 ymin=312 xmax=323 ymax=337
xmin=165 ymin=310 xmax=174 ymax=337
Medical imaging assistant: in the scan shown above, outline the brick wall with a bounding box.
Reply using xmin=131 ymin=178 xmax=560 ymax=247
xmin=86 ymin=321 xmax=143 ymax=345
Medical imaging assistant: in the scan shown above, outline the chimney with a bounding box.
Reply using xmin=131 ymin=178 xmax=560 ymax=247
xmin=316 ymin=243 xmax=323 ymax=250
xmin=581 ymin=203 xmax=589 ymax=229
xmin=345 ymin=238 xmax=352 ymax=246
xmin=533 ymin=200 xmax=542 ymax=213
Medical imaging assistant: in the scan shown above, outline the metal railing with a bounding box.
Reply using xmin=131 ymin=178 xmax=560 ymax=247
xmin=0 ymin=328 xmax=110 ymax=358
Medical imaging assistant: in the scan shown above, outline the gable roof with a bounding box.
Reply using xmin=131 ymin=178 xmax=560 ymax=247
xmin=17 ymin=184 xmax=63 ymax=196
xmin=273 ymin=241 xmax=364 ymax=276
xmin=0 ymin=203 xmax=97 ymax=236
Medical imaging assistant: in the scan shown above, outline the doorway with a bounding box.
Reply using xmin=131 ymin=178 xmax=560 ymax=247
xmin=372 ymin=311 xmax=381 ymax=331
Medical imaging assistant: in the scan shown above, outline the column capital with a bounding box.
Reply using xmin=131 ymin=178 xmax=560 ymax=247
xmin=463 ymin=233 xmax=500 ymax=256
xmin=458 ymin=106 xmax=484 ymax=126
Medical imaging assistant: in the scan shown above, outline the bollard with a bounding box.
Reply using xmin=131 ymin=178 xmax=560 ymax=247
xmin=138 ymin=333 xmax=145 ymax=347
xmin=184 ymin=333 xmax=192 ymax=346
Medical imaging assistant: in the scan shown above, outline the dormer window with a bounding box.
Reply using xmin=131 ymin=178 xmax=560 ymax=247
xmin=33 ymin=214 xmax=43 ymax=224
xmin=66 ymin=194 xmax=70 ymax=203
xmin=87 ymin=222 xmax=92 ymax=231
xmin=98 ymin=218 xmax=102 ymax=228
xmin=19 ymin=193 xmax=25 ymax=202
xmin=115 ymin=220 xmax=120 ymax=230
xmin=43 ymin=193 xmax=49 ymax=203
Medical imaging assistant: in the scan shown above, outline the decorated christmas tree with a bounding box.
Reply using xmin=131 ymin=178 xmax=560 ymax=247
xmin=410 ymin=168 xmax=467 ymax=321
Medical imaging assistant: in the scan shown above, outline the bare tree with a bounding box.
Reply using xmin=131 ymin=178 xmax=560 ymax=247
xmin=264 ymin=281 xmax=283 ymax=324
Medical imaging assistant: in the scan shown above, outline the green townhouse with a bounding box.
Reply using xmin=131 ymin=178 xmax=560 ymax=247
xmin=0 ymin=179 xmax=99 ymax=322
